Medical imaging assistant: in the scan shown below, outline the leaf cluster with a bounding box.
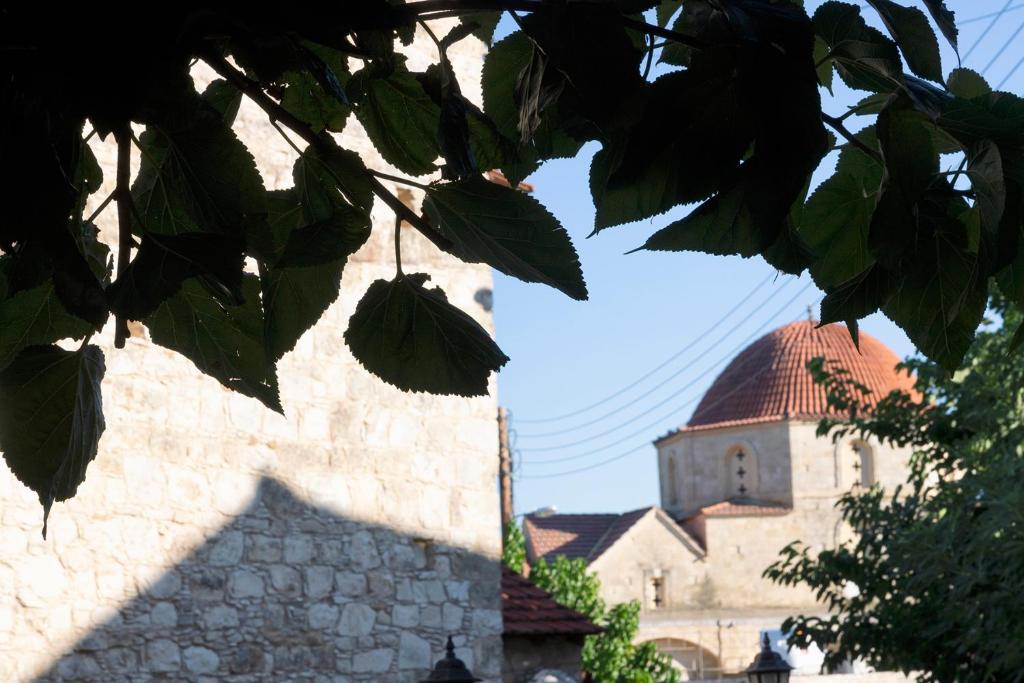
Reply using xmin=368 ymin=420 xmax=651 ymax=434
xmin=765 ymin=300 xmax=1024 ymax=682
xmin=3 ymin=1 xmax=1023 ymax=528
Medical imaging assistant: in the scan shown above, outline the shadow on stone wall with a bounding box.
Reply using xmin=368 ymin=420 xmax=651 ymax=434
xmin=32 ymin=476 xmax=501 ymax=682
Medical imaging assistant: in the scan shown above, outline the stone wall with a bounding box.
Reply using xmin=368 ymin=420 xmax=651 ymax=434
xmin=0 ymin=24 xmax=505 ymax=683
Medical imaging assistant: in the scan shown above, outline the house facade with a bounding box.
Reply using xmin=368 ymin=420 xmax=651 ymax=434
xmin=0 ymin=25 xmax=505 ymax=683
xmin=525 ymin=321 xmax=917 ymax=679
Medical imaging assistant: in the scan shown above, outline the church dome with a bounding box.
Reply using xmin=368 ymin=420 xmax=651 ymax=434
xmin=687 ymin=320 xmax=916 ymax=430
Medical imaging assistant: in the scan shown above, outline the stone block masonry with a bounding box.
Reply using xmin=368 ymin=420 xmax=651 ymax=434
xmin=0 ymin=22 xmax=505 ymax=683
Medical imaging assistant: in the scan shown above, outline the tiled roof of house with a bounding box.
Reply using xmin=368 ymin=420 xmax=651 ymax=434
xmin=501 ymin=568 xmax=603 ymax=637
xmin=682 ymin=320 xmax=917 ymax=432
xmin=524 ymin=508 xmax=652 ymax=564
xmin=698 ymin=497 xmax=792 ymax=517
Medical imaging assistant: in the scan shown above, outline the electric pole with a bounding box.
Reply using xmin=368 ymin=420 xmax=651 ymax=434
xmin=498 ymin=407 xmax=513 ymax=530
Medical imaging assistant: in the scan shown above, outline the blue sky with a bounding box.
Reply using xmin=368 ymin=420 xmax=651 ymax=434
xmin=492 ymin=1 xmax=1024 ymax=516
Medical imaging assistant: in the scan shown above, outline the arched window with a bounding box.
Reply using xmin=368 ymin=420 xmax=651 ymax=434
xmin=666 ymin=457 xmax=679 ymax=507
xmin=844 ymin=441 xmax=874 ymax=489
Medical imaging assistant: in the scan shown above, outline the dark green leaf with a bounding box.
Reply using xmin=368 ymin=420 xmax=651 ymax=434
xmin=966 ymin=140 xmax=1007 ymax=249
xmin=869 ymin=102 xmax=939 ymax=267
xmin=814 ymin=1 xmax=903 ymax=92
xmin=820 ymin=264 xmax=897 ymax=324
xmin=344 ymin=273 xmax=508 ymax=397
xmin=921 ymin=0 xmax=958 ymax=53
xmin=202 ymin=79 xmax=243 ymax=125
xmin=866 ymin=0 xmax=943 ymax=83
xmin=0 ymin=344 xmax=105 ymax=537
xmin=0 ymin=282 xmax=93 ymax=371
xmin=146 ymin=275 xmax=281 ymax=412
xmin=348 ymin=60 xmax=441 ymax=176
xmin=107 ymin=233 xmax=246 ymax=321
xmin=947 ymin=68 xmax=990 ymax=99
xmin=799 ymin=130 xmax=883 ymax=289
xmin=423 ymin=175 xmax=587 ymax=300
xmin=938 ymin=93 xmax=1024 ymax=148
xmin=637 ymin=177 xmax=766 ymax=258
xmin=74 ymin=141 xmax=103 ymax=197
xmin=132 ymin=102 xmax=269 ymax=249
xmin=590 ymin=70 xmax=753 ymax=230
xmin=261 ymin=186 xmax=369 ymax=361
xmin=814 ymin=35 xmax=835 ymax=91
xmin=459 ymin=12 xmax=501 ymax=46
xmin=656 ymin=0 xmax=681 ymax=27
xmin=282 ymin=70 xmax=351 ymax=133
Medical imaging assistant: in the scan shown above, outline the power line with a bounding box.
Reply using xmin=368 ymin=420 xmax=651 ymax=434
xmin=961 ymin=4 xmax=1024 ymax=26
xmin=964 ymin=0 xmax=1014 ymax=62
xmin=520 ymin=281 xmax=815 ymax=459
xmin=513 ymin=272 xmax=780 ymax=424
xmin=981 ymin=17 xmax=1024 ymax=78
xmin=997 ymin=54 xmax=1024 ymax=89
xmin=516 ymin=276 xmax=797 ymax=439
xmin=519 ymin=306 xmax=820 ymax=480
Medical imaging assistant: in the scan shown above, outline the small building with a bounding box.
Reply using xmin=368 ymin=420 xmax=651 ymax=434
xmin=501 ymin=567 xmax=602 ymax=683
xmin=525 ymin=321 xmax=917 ymax=679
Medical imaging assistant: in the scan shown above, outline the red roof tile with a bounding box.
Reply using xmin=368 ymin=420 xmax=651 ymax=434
xmin=685 ymin=321 xmax=917 ymax=431
xmin=524 ymin=508 xmax=652 ymax=564
xmin=698 ymin=497 xmax=791 ymax=517
xmin=501 ymin=568 xmax=603 ymax=637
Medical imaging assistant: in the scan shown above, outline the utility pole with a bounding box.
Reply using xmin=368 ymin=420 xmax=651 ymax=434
xmin=498 ymin=407 xmax=513 ymax=530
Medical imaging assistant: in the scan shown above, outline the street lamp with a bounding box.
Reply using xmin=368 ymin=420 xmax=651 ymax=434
xmin=745 ymin=633 xmax=793 ymax=683
xmin=420 ymin=636 xmax=482 ymax=682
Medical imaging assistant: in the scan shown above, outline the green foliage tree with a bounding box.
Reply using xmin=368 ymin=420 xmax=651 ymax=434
xmin=3 ymin=1 xmax=1022 ymax=529
xmin=503 ymin=524 xmax=680 ymax=682
xmin=765 ymin=299 xmax=1024 ymax=682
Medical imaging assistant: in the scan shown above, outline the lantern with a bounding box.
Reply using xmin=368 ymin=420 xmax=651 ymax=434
xmin=745 ymin=633 xmax=793 ymax=683
xmin=420 ymin=636 xmax=482 ymax=683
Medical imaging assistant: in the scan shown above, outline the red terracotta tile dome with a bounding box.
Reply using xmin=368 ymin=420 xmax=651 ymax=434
xmin=687 ymin=320 xmax=917 ymax=430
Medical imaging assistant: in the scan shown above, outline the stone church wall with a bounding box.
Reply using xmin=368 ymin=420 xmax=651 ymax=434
xmin=0 ymin=25 xmax=504 ymax=683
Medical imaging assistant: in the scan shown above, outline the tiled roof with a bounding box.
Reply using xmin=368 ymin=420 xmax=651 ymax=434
xmin=524 ymin=508 xmax=652 ymax=564
xmin=685 ymin=321 xmax=917 ymax=431
xmin=698 ymin=497 xmax=791 ymax=517
xmin=501 ymin=568 xmax=603 ymax=637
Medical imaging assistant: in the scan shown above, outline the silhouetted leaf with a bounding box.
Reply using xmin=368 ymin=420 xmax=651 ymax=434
xmin=0 ymin=344 xmax=105 ymax=537
xmin=281 ymin=45 xmax=350 ymax=133
xmin=938 ymin=93 xmax=1024 ymax=147
xmin=947 ymin=68 xmax=990 ymax=99
xmin=146 ymin=276 xmax=281 ymax=412
xmin=459 ymin=12 xmax=501 ymax=46
xmin=423 ymin=175 xmax=587 ymax=300
xmin=637 ymin=176 xmax=767 ymax=258
xmin=0 ymin=282 xmax=92 ymax=371
xmin=107 ymin=233 xmax=246 ymax=320
xmin=590 ymin=69 xmax=752 ymax=230
xmin=820 ymin=264 xmax=897 ymax=324
xmin=921 ymin=0 xmax=957 ymax=53
xmin=799 ymin=131 xmax=883 ymax=288
xmin=261 ymin=159 xmax=371 ymax=360
xmin=814 ymin=1 xmax=903 ymax=92
xmin=132 ymin=102 xmax=269 ymax=247
xmin=966 ymin=140 xmax=1007 ymax=251
xmin=866 ymin=0 xmax=942 ymax=82
xmin=202 ymin=79 xmax=243 ymax=125
xmin=348 ymin=60 xmax=441 ymax=176
xmin=345 ymin=273 xmax=508 ymax=397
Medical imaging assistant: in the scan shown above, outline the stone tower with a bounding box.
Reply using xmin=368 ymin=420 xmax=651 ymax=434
xmin=0 ymin=26 xmax=504 ymax=683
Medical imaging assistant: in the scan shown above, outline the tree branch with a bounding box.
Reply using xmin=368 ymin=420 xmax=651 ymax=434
xmin=201 ymin=49 xmax=453 ymax=252
xmin=113 ymin=126 xmax=133 ymax=349
xmin=407 ymin=0 xmax=706 ymax=50
xmin=821 ymin=113 xmax=882 ymax=163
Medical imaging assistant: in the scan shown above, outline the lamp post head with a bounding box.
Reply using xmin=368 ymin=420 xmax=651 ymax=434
xmin=745 ymin=632 xmax=794 ymax=683
xmin=419 ymin=636 xmax=483 ymax=683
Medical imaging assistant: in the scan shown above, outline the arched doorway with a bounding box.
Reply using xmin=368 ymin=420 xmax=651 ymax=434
xmin=645 ymin=638 xmax=723 ymax=680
